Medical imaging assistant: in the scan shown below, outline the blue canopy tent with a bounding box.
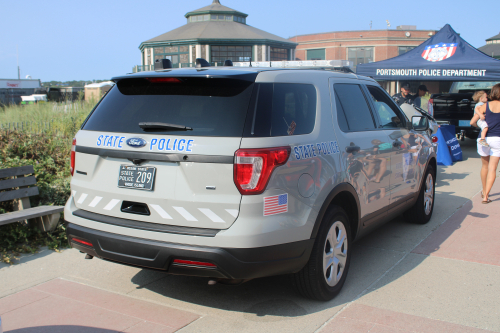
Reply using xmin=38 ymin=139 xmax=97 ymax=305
xmin=356 ymin=24 xmax=500 ymax=81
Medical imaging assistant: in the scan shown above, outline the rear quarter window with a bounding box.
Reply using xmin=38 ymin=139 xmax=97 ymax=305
xmin=243 ymin=83 xmax=317 ymax=137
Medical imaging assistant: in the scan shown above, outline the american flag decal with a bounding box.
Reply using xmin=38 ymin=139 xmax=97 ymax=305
xmin=422 ymin=43 xmax=457 ymax=62
xmin=264 ymin=194 xmax=288 ymax=216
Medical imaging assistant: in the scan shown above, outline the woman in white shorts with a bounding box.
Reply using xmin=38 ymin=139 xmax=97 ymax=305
xmin=471 ymin=83 xmax=500 ymax=203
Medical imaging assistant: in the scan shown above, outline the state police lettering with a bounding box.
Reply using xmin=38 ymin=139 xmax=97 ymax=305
xmin=96 ymin=135 xmax=194 ymax=153
xmin=149 ymin=138 xmax=194 ymax=152
xmin=294 ymin=141 xmax=340 ymax=160
xmin=96 ymin=135 xmax=126 ymax=148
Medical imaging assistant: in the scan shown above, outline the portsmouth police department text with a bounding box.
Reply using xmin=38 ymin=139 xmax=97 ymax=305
xmin=375 ymin=69 xmax=487 ymax=77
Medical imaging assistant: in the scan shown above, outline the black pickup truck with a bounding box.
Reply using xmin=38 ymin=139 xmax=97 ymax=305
xmin=431 ymin=81 xmax=498 ymax=140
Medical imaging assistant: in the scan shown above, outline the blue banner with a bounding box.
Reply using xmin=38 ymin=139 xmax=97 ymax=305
xmin=356 ymin=24 xmax=500 ymax=81
xmin=435 ymin=127 xmax=453 ymax=166
xmin=440 ymin=125 xmax=463 ymax=162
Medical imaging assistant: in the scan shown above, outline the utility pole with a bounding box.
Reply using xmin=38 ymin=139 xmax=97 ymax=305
xmin=17 ymin=45 xmax=20 ymax=80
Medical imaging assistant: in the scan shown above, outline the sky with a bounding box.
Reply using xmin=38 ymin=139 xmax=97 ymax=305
xmin=0 ymin=0 xmax=497 ymax=82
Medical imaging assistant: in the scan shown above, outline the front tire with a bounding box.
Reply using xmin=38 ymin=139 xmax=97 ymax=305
xmin=292 ymin=206 xmax=351 ymax=301
xmin=405 ymin=165 xmax=435 ymax=224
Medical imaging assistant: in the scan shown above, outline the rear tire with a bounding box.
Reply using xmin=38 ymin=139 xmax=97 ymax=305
xmin=405 ymin=165 xmax=435 ymax=224
xmin=292 ymin=206 xmax=351 ymax=301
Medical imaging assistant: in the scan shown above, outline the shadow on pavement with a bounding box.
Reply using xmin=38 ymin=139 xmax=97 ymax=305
xmin=6 ymin=326 xmax=120 ymax=333
xmin=125 ymin=139 xmax=486 ymax=319
xmin=0 ymin=248 xmax=54 ymax=269
xmin=128 ymin=194 xmax=477 ymax=319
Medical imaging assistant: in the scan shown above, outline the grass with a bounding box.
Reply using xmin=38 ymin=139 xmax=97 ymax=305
xmin=0 ymin=99 xmax=95 ymax=139
xmin=0 ymin=97 xmax=99 ymax=264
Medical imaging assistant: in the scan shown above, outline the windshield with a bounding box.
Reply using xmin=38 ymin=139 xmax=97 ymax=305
xmin=449 ymin=81 xmax=499 ymax=93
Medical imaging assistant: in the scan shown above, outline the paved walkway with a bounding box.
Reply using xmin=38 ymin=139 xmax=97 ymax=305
xmin=0 ymin=279 xmax=199 ymax=332
xmin=0 ymin=140 xmax=499 ymax=332
xmin=320 ymin=177 xmax=500 ymax=333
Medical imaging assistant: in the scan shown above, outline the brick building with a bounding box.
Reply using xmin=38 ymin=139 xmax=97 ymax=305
xmin=290 ymin=26 xmax=437 ymax=70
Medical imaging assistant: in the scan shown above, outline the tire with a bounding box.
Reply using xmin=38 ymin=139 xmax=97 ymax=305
xmin=292 ymin=206 xmax=351 ymax=301
xmin=405 ymin=165 xmax=435 ymax=224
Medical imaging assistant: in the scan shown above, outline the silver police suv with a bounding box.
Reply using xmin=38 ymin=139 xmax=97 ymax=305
xmin=65 ymin=63 xmax=436 ymax=301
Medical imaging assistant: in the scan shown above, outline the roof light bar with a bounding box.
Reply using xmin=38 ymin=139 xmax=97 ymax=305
xmin=233 ymin=60 xmax=353 ymax=70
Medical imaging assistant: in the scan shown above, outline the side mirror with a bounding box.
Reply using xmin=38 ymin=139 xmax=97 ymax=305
xmin=411 ymin=116 xmax=429 ymax=131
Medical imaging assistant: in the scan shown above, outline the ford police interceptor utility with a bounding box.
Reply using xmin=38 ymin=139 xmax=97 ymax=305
xmin=65 ymin=60 xmax=436 ymax=301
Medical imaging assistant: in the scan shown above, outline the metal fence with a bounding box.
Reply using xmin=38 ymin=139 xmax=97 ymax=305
xmin=0 ymin=120 xmax=56 ymax=133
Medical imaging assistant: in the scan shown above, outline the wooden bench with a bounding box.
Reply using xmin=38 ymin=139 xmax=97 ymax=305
xmin=0 ymin=165 xmax=64 ymax=231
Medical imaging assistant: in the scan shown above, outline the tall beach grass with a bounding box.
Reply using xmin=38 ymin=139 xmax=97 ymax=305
xmin=0 ymin=98 xmax=97 ymax=140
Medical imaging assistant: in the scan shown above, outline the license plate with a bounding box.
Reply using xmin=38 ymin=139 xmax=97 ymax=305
xmin=458 ymin=120 xmax=471 ymax=127
xmin=118 ymin=165 xmax=156 ymax=191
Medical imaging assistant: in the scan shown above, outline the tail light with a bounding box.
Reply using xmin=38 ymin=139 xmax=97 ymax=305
xmin=432 ymin=136 xmax=438 ymax=143
xmin=234 ymin=147 xmax=291 ymax=195
xmin=70 ymin=138 xmax=76 ymax=176
xmin=147 ymin=77 xmax=181 ymax=83
xmin=71 ymin=237 xmax=93 ymax=248
xmin=173 ymin=259 xmax=216 ymax=268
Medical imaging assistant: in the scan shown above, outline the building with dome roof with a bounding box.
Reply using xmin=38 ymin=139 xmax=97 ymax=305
xmin=478 ymin=32 xmax=500 ymax=60
xmin=134 ymin=0 xmax=297 ymax=72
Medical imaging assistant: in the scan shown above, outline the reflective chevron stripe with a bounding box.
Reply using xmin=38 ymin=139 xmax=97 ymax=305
xmin=173 ymin=206 xmax=198 ymax=221
xmin=225 ymin=209 xmax=239 ymax=218
xmin=198 ymin=208 xmax=224 ymax=223
xmin=88 ymin=196 xmax=102 ymax=208
xmin=73 ymin=194 xmax=239 ymax=223
xmin=77 ymin=193 xmax=88 ymax=204
xmin=103 ymin=199 xmax=120 ymax=211
xmin=150 ymin=204 xmax=173 ymax=219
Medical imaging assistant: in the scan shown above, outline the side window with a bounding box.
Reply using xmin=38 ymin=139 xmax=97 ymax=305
xmin=334 ymin=84 xmax=376 ymax=132
xmin=244 ymin=83 xmax=317 ymax=137
xmin=366 ymin=85 xmax=406 ymax=128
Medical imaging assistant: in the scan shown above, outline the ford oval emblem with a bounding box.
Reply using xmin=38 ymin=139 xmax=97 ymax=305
xmin=126 ymin=138 xmax=147 ymax=148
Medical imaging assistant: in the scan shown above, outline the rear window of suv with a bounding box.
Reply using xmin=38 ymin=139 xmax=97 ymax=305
xmin=82 ymin=77 xmax=255 ymax=137
xmin=83 ymin=78 xmax=317 ymax=138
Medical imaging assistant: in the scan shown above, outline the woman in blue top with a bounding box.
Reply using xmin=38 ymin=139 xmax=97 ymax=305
xmin=471 ymin=83 xmax=500 ymax=203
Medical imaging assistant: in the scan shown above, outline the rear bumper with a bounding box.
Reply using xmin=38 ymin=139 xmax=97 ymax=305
xmin=66 ymin=222 xmax=314 ymax=280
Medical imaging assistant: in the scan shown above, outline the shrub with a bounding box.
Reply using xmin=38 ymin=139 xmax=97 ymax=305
xmin=0 ymin=99 xmax=97 ymax=263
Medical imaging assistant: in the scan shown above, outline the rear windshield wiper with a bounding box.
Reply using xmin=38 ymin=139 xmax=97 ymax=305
xmin=139 ymin=122 xmax=193 ymax=131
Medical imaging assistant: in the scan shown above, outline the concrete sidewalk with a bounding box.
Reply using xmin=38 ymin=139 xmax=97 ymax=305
xmin=319 ymin=175 xmax=500 ymax=333
xmin=0 ymin=140 xmax=499 ymax=332
xmin=0 ymin=279 xmax=199 ymax=332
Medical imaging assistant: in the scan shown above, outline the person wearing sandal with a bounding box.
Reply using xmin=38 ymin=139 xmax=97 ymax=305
xmin=470 ymin=83 xmax=500 ymax=204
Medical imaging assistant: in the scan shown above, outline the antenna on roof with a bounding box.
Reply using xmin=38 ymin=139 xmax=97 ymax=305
xmin=195 ymin=58 xmax=210 ymax=68
xmin=154 ymin=59 xmax=173 ymax=70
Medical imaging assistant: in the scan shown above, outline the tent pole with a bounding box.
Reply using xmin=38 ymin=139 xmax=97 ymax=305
xmin=396 ymin=81 xmax=400 ymax=93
